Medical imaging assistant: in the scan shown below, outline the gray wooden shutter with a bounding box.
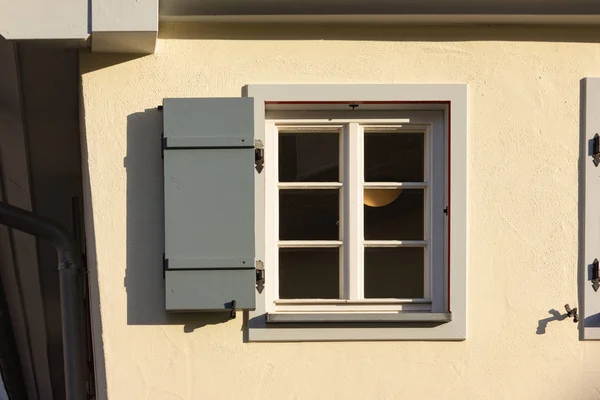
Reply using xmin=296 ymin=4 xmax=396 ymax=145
xmin=163 ymin=98 xmax=256 ymax=312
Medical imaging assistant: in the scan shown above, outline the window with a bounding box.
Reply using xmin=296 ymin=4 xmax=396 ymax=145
xmin=266 ymin=114 xmax=446 ymax=318
xmin=246 ymin=84 xmax=467 ymax=341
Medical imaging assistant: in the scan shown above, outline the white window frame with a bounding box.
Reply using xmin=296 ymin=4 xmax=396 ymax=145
xmin=245 ymin=84 xmax=467 ymax=341
xmin=266 ymin=117 xmax=445 ymax=316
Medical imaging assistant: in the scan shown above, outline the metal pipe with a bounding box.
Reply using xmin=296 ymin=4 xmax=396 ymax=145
xmin=0 ymin=201 xmax=86 ymax=400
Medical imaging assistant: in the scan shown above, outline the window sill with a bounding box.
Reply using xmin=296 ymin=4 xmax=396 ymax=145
xmin=266 ymin=312 xmax=451 ymax=324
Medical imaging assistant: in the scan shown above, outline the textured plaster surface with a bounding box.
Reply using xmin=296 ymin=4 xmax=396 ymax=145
xmin=80 ymin=24 xmax=600 ymax=400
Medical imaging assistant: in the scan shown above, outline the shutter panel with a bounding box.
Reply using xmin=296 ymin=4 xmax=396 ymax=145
xmin=163 ymin=98 xmax=256 ymax=312
xmin=583 ymin=79 xmax=600 ymax=339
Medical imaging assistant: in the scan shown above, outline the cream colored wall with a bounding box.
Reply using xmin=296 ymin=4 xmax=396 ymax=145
xmin=80 ymin=23 xmax=600 ymax=400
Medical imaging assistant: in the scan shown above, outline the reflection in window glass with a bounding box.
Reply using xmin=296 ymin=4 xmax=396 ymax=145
xmin=279 ymin=190 xmax=339 ymax=240
xmin=365 ymin=132 xmax=424 ymax=182
xmin=364 ymin=247 xmax=424 ymax=298
xmin=364 ymin=189 xmax=424 ymax=240
xmin=279 ymin=132 xmax=339 ymax=182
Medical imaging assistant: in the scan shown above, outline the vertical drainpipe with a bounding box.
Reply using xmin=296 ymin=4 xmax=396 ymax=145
xmin=0 ymin=201 xmax=85 ymax=400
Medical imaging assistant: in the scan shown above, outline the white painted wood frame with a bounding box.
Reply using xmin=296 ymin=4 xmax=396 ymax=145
xmin=266 ymin=119 xmax=441 ymax=314
xmin=245 ymin=84 xmax=467 ymax=341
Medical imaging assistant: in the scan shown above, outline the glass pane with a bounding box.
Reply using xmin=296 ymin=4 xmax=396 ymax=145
xmin=279 ymin=132 xmax=339 ymax=182
xmin=279 ymin=248 xmax=339 ymax=299
xmin=364 ymin=189 xmax=423 ymax=240
xmin=364 ymin=248 xmax=424 ymax=298
xmin=280 ymin=189 xmax=339 ymax=240
xmin=365 ymin=132 xmax=424 ymax=182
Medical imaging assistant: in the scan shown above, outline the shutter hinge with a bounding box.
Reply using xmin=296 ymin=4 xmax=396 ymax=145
xmin=592 ymin=258 xmax=600 ymax=292
xmin=229 ymin=300 xmax=237 ymax=319
xmin=255 ymin=140 xmax=264 ymax=173
xmin=162 ymin=254 xmax=168 ymax=279
xmin=256 ymin=260 xmax=265 ymax=294
xmin=593 ymin=134 xmax=600 ymax=167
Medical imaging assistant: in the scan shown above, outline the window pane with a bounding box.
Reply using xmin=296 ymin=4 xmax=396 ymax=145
xmin=279 ymin=132 xmax=339 ymax=182
xmin=364 ymin=248 xmax=424 ymax=298
xmin=364 ymin=189 xmax=423 ymax=240
xmin=365 ymin=132 xmax=424 ymax=182
xmin=280 ymin=189 xmax=339 ymax=240
xmin=279 ymin=248 xmax=339 ymax=299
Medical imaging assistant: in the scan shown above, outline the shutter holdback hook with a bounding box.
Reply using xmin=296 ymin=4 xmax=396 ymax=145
xmin=565 ymin=304 xmax=579 ymax=323
xmin=230 ymin=300 xmax=237 ymax=319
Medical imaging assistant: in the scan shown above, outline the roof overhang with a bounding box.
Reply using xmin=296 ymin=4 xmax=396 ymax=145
xmin=160 ymin=0 xmax=600 ymax=24
xmin=5 ymin=0 xmax=600 ymax=54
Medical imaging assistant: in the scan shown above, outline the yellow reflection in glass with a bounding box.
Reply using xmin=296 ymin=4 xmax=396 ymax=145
xmin=363 ymin=189 xmax=402 ymax=208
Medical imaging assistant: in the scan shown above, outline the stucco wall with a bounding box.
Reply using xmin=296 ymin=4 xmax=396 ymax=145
xmin=80 ymin=23 xmax=600 ymax=399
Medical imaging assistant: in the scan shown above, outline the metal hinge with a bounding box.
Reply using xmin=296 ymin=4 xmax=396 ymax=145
xmin=593 ymin=134 xmax=600 ymax=166
xmin=565 ymin=304 xmax=579 ymax=323
xmin=255 ymin=140 xmax=264 ymax=173
xmin=256 ymin=260 xmax=265 ymax=293
xmin=592 ymin=258 xmax=600 ymax=292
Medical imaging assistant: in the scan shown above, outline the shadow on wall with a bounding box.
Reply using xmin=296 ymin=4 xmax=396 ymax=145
xmin=536 ymin=309 xmax=567 ymax=335
xmin=124 ymin=110 xmax=230 ymax=330
xmin=79 ymin=52 xmax=146 ymax=74
xmin=79 ymin=93 xmax=108 ymax=400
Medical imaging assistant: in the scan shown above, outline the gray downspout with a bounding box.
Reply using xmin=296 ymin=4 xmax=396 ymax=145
xmin=0 ymin=201 xmax=85 ymax=400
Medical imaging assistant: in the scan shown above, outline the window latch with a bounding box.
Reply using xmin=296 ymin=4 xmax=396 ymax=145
xmin=593 ymin=134 xmax=600 ymax=166
xmin=592 ymin=258 xmax=600 ymax=292
xmin=256 ymin=260 xmax=265 ymax=294
xmin=255 ymin=140 xmax=264 ymax=173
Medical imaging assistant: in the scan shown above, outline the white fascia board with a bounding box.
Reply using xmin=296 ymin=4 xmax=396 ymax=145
xmin=0 ymin=0 xmax=88 ymax=40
